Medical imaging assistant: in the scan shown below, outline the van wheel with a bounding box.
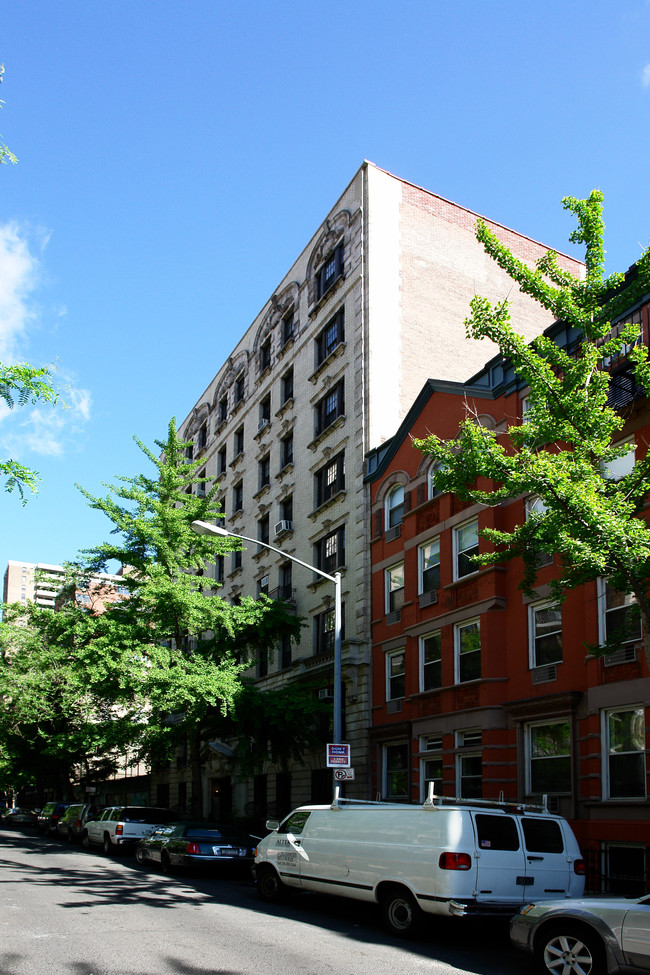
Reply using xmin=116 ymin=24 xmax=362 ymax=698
xmin=256 ymin=866 xmax=286 ymax=903
xmin=380 ymin=887 xmax=421 ymax=937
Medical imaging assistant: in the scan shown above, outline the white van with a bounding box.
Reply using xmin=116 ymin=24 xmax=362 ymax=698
xmin=254 ymin=793 xmax=585 ymax=935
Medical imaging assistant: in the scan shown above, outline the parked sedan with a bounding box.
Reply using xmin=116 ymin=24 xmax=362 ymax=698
xmin=510 ymin=894 xmax=650 ymax=975
xmin=1 ymin=807 xmax=37 ymax=828
xmin=135 ymin=822 xmax=257 ymax=874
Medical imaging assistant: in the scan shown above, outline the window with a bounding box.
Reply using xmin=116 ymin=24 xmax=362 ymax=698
xmin=217 ymin=445 xmax=227 ymax=475
xmin=232 ymin=549 xmax=242 ymax=572
xmin=386 ymin=650 xmax=405 ymax=700
xmin=600 ymin=308 xmax=643 ymax=369
xmin=385 ymin=484 xmax=404 ymax=529
xmin=454 ymin=520 xmax=479 ymax=579
xmin=384 ymin=743 xmax=408 ymax=800
xmin=314 ymin=380 xmax=344 ymax=436
xmin=599 ymin=580 xmax=642 ymax=647
xmin=455 ymin=619 xmax=480 ymax=682
xmin=315 ymin=607 xmax=335 ymax=655
xmin=604 ymin=707 xmax=646 ymax=799
xmin=315 ymin=452 xmax=345 ymax=506
xmin=215 ymin=555 xmax=224 ymax=585
xmin=281 ymin=307 xmax=295 ymax=346
xmin=601 ymin=438 xmax=635 ymax=481
xmin=258 ymin=454 xmax=270 ymax=490
xmin=525 ymin=495 xmax=553 ymax=567
xmin=529 ymin=602 xmax=563 ymax=667
xmin=281 ymin=432 xmax=293 ymax=468
xmin=428 ymin=462 xmax=446 ymax=499
xmin=315 ymin=526 xmax=345 ymax=574
xmin=233 ymin=480 xmax=243 ymax=514
xmin=257 ymin=574 xmax=269 ymax=597
xmin=280 ymin=494 xmax=293 ymax=524
xmin=385 ymin=563 xmax=404 ymax=615
xmin=259 ymin=336 xmax=271 ymax=373
xmin=219 ymin=394 xmax=228 ymax=424
xmin=258 ymin=514 xmax=270 ymax=548
xmin=234 ymin=426 xmax=244 ymax=457
xmin=185 ymin=442 xmax=194 ymax=461
xmin=419 ymin=539 xmax=440 ymax=593
xmin=198 ymin=422 xmax=207 ymax=451
xmin=259 ymin=395 xmax=271 ymax=427
xmin=281 ymin=367 xmax=294 ymax=405
xmin=316 ymin=244 xmax=344 ymax=301
xmin=315 ymin=308 xmax=344 ymax=366
xmin=279 ymin=562 xmax=293 ymax=601
xmin=234 ymin=372 xmax=245 ymax=404
xmin=280 ymin=634 xmax=292 ymax=670
xmin=420 ymin=631 xmax=442 ymax=691
xmin=421 ymin=735 xmax=443 ymax=800
xmin=527 ymin=721 xmax=571 ymax=794
xmin=457 ymin=730 xmax=482 ymax=798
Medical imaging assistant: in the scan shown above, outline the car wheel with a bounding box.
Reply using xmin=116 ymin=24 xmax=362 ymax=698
xmin=535 ymin=923 xmax=605 ymax=975
xmin=135 ymin=846 xmax=148 ymax=866
xmin=160 ymin=852 xmax=173 ymax=875
xmin=67 ymin=829 xmax=74 ymax=843
xmin=102 ymin=834 xmax=114 ymax=855
xmin=81 ymin=831 xmax=91 ymax=849
xmin=379 ymin=886 xmax=421 ymax=937
xmin=256 ymin=865 xmax=287 ymax=902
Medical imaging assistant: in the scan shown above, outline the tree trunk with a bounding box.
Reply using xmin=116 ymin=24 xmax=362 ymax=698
xmin=189 ymin=729 xmax=203 ymax=819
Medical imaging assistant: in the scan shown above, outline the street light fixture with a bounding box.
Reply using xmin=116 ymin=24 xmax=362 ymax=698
xmin=190 ymin=520 xmax=343 ymax=744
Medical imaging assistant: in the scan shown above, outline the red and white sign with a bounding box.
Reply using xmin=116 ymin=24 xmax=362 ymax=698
xmin=334 ymin=768 xmax=355 ymax=781
xmin=326 ymin=743 xmax=351 ymax=767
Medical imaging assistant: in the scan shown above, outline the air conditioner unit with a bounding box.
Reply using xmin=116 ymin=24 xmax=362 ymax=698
xmin=258 ymin=417 xmax=270 ymax=431
xmin=318 ymin=688 xmax=334 ymax=700
xmin=275 ymin=520 xmax=293 ymax=535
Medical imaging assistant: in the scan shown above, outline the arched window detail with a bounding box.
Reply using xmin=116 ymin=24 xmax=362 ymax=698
xmin=385 ymin=484 xmax=405 ymax=529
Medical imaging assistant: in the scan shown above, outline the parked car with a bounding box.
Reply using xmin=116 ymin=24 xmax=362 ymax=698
xmin=135 ymin=821 xmax=257 ymax=874
xmin=82 ymin=805 xmax=177 ymax=854
xmin=1 ymin=807 xmax=38 ymax=828
xmin=255 ymin=795 xmax=585 ymax=935
xmin=55 ymin=803 xmax=102 ymax=843
xmin=36 ymin=801 xmax=70 ymax=835
xmin=510 ymin=894 xmax=650 ymax=975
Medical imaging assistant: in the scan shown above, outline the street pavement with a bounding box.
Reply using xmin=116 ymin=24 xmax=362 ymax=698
xmin=0 ymin=826 xmax=525 ymax=975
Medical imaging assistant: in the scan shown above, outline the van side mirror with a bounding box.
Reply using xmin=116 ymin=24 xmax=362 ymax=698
xmin=265 ymin=819 xmax=280 ymax=831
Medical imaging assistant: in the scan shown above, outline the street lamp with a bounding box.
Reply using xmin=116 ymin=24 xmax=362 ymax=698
xmin=190 ymin=520 xmax=343 ymax=744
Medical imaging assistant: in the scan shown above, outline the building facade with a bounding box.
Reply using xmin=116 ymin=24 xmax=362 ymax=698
xmin=366 ymin=295 xmax=650 ymax=894
xmin=169 ymin=161 xmax=582 ymax=821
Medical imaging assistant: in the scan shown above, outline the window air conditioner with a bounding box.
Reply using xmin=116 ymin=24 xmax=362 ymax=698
xmin=275 ymin=520 xmax=293 ymax=535
xmin=318 ymin=688 xmax=334 ymax=700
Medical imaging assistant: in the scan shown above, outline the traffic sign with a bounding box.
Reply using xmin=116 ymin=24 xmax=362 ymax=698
xmin=334 ymin=768 xmax=355 ymax=781
xmin=326 ymin=743 xmax=351 ymax=767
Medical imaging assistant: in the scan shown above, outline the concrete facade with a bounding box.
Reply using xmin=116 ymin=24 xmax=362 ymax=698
xmin=171 ymin=161 xmax=583 ymax=822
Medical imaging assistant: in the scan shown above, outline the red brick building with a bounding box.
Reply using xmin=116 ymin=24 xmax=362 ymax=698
xmin=365 ymin=298 xmax=650 ymax=894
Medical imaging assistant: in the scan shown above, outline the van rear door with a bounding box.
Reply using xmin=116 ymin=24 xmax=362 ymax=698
xmin=519 ymin=816 xmax=573 ymax=899
xmin=470 ymin=813 xmax=528 ymax=906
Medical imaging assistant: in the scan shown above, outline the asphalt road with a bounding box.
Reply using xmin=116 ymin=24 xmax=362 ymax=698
xmin=0 ymin=826 xmax=526 ymax=975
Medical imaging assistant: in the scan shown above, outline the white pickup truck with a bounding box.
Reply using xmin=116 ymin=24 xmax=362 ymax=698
xmin=82 ymin=805 xmax=176 ymax=855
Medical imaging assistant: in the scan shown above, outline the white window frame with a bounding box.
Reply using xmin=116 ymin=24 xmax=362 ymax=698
xmin=428 ymin=461 xmax=446 ymax=499
xmin=453 ymin=518 xmax=479 ymax=581
xmin=525 ymin=719 xmax=572 ymax=796
xmin=385 ymin=484 xmax=405 ymax=529
xmin=419 ymin=630 xmax=442 ymax=692
xmin=601 ymin=437 xmax=635 ymax=481
xmin=597 ymin=578 xmax=642 ymax=648
xmin=385 ymin=562 xmax=404 ymax=615
xmin=528 ymin=600 xmax=563 ymax=668
xmin=418 ymin=538 xmax=441 ymax=594
xmin=454 ymin=618 xmax=481 ymax=684
xmin=455 ymin=730 xmax=482 ymax=799
xmin=420 ymin=734 xmax=443 ymax=801
xmin=386 ymin=649 xmax=406 ymax=701
xmin=602 ymin=706 xmax=646 ymax=800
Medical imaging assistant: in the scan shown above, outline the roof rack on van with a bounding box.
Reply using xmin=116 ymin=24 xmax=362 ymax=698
xmin=329 ymin=785 xmax=551 ymax=815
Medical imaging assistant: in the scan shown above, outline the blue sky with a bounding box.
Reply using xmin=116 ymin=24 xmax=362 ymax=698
xmin=1 ymin=0 xmax=650 ymax=570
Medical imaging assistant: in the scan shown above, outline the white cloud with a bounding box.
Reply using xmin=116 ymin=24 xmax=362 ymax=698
xmin=642 ymin=64 xmax=650 ymax=88
xmin=0 ymin=221 xmax=92 ymax=460
xmin=0 ymin=221 xmax=41 ymax=363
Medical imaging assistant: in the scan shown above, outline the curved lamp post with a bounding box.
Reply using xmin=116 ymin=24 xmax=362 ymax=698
xmin=190 ymin=520 xmax=342 ymax=744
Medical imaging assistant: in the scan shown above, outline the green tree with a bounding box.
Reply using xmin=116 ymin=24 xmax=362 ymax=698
xmin=76 ymin=418 xmax=303 ymax=816
xmin=1 ymin=64 xmax=59 ymax=501
xmin=415 ymin=191 xmax=650 ymax=665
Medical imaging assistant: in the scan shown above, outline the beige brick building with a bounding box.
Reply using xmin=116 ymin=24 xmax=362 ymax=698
xmin=172 ymin=161 xmax=583 ymax=822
